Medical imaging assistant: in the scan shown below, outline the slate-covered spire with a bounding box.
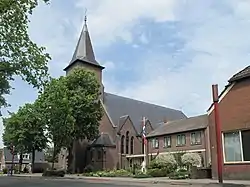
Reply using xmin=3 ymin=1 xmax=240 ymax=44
xmin=64 ymin=15 xmax=104 ymax=71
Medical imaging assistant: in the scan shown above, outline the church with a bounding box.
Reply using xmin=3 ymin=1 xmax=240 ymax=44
xmin=59 ymin=17 xmax=187 ymax=173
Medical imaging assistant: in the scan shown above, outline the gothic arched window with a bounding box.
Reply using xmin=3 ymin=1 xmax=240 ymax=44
xmin=121 ymin=135 xmax=125 ymax=154
xmin=126 ymin=131 xmax=129 ymax=154
xmin=130 ymin=136 xmax=134 ymax=154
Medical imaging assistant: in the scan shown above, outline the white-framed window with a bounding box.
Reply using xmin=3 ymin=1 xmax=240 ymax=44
xmin=152 ymin=138 xmax=159 ymax=148
xmin=223 ymin=130 xmax=250 ymax=163
xmin=177 ymin=134 xmax=186 ymax=146
xmin=190 ymin=131 xmax=202 ymax=145
xmin=23 ymin=154 xmax=30 ymax=160
xmin=17 ymin=153 xmax=30 ymax=160
xmin=164 ymin=136 xmax=171 ymax=147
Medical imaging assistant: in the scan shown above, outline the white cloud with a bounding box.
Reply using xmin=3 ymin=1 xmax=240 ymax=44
xmin=114 ymin=0 xmax=250 ymax=116
xmin=76 ymin=0 xmax=178 ymax=45
xmin=73 ymin=0 xmax=250 ymax=116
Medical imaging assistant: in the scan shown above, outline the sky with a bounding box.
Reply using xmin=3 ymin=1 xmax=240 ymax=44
xmin=1 ymin=0 xmax=250 ymax=147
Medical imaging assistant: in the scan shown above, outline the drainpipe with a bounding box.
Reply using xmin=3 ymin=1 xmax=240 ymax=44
xmin=212 ymin=84 xmax=223 ymax=183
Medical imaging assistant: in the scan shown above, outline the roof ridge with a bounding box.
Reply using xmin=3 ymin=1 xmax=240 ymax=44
xmin=166 ymin=114 xmax=207 ymax=124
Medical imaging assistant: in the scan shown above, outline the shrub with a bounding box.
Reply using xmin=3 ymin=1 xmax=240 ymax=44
xmin=133 ymin=171 xmax=151 ymax=178
xmin=42 ymin=170 xmax=65 ymax=177
xmin=147 ymin=168 xmax=168 ymax=177
xmin=168 ymin=170 xmax=189 ymax=179
xmin=84 ymin=164 xmax=94 ymax=173
xmin=181 ymin=153 xmax=201 ymax=168
xmin=23 ymin=167 xmax=29 ymax=173
xmin=2 ymin=168 xmax=8 ymax=174
xmin=173 ymin=152 xmax=185 ymax=168
xmin=83 ymin=169 xmax=132 ymax=177
xmin=149 ymin=153 xmax=177 ymax=174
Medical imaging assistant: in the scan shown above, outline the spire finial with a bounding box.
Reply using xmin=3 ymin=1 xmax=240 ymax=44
xmin=84 ymin=8 xmax=87 ymax=25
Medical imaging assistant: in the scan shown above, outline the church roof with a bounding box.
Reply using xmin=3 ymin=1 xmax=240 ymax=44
xmin=91 ymin=133 xmax=116 ymax=147
xmin=64 ymin=17 xmax=104 ymax=71
xmin=147 ymin=114 xmax=208 ymax=138
xmin=103 ymin=93 xmax=187 ymax=134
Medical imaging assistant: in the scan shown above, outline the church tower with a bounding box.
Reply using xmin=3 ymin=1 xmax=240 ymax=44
xmin=64 ymin=16 xmax=105 ymax=100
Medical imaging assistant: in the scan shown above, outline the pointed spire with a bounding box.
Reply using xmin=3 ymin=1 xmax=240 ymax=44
xmin=64 ymin=11 xmax=104 ymax=71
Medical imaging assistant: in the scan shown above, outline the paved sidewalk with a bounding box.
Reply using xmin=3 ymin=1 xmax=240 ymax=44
xmin=11 ymin=173 xmax=250 ymax=186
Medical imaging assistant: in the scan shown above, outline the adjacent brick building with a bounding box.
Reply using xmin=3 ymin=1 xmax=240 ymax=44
xmin=61 ymin=17 xmax=187 ymax=173
xmin=146 ymin=114 xmax=211 ymax=167
xmin=208 ymin=66 xmax=250 ymax=180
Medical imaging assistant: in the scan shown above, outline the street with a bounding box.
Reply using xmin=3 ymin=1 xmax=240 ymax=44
xmin=0 ymin=177 xmax=249 ymax=187
xmin=0 ymin=177 xmax=165 ymax=187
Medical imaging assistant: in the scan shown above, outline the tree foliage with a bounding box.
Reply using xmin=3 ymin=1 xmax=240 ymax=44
xmin=2 ymin=112 xmax=25 ymax=153
xmin=2 ymin=103 xmax=47 ymax=172
xmin=0 ymin=0 xmax=51 ymax=110
xmin=65 ymin=68 xmax=103 ymax=140
xmin=181 ymin=153 xmax=202 ymax=167
xmin=36 ymin=68 xmax=103 ymax=168
xmin=36 ymin=77 xmax=74 ymax=167
xmin=44 ymin=147 xmax=58 ymax=163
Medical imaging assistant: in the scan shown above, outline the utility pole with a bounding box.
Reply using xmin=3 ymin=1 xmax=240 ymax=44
xmin=212 ymin=84 xmax=223 ymax=183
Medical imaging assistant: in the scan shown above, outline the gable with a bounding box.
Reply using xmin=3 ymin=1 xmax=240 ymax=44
xmin=103 ymin=92 xmax=187 ymax=132
xmin=118 ymin=115 xmax=138 ymax=136
xmin=207 ymin=83 xmax=235 ymax=115
xmin=209 ymin=79 xmax=250 ymax=131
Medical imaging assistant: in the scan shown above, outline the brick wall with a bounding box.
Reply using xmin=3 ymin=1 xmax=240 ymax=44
xmin=209 ymin=78 xmax=250 ymax=179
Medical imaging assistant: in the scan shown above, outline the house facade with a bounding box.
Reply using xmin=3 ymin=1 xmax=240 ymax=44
xmin=61 ymin=17 xmax=187 ymax=173
xmin=0 ymin=147 xmax=47 ymax=172
xmin=146 ymin=115 xmax=211 ymax=167
xmin=208 ymin=66 xmax=250 ymax=180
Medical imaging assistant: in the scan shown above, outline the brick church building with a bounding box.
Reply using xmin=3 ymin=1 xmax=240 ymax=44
xmin=59 ymin=17 xmax=187 ymax=173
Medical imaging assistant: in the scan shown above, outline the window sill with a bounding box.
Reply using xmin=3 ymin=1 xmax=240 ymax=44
xmin=163 ymin=146 xmax=171 ymax=148
xmin=224 ymin=161 xmax=250 ymax=165
xmin=191 ymin=143 xmax=202 ymax=146
xmin=176 ymin=145 xmax=186 ymax=147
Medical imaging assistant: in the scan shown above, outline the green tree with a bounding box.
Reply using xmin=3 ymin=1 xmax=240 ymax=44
xmin=2 ymin=112 xmax=26 ymax=172
xmin=36 ymin=68 xmax=103 ymax=172
xmin=65 ymin=68 xmax=103 ymax=172
xmin=44 ymin=147 xmax=58 ymax=163
xmin=2 ymin=103 xmax=48 ymax=173
xmin=36 ymin=77 xmax=74 ymax=169
xmin=0 ymin=0 xmax=51 ymax=111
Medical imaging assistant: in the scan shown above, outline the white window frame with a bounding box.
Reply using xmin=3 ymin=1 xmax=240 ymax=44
xmin=190 ymin=131 xmax=202 ymax=145
xmin=152 ymin=138 xmax=159 ymax=148
xmin=176 ymin=134 xmax=186 ymax=146
xmin=222 ymin=130 xmax=250 ymax=164
xmin=164 ymin=136 xmax=171 ymax=148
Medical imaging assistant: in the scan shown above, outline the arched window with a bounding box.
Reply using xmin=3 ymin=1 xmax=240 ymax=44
xmin=126 ymin=131 xmax=129 ymax=154
xmin=130 ymin=136 xmax=134 ymax=155
xmin=121 ymin=135 xmax=125 ymax=154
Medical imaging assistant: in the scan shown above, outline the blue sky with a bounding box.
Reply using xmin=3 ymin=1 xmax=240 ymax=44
xmin=1 ymin=0 xmax=250 ymax=147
